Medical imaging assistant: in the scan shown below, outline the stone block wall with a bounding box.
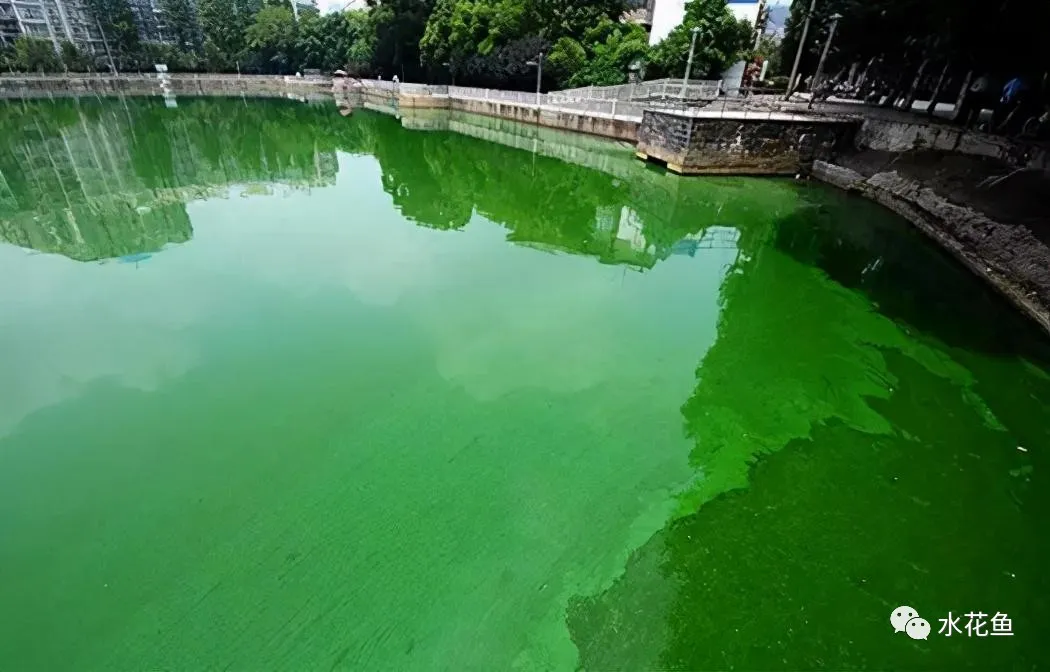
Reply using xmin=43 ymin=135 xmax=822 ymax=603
xmin=0 ymin=74 xmax=330 ymax=99
xmin=856 ymin=117 xmax=1049 ymax=171
xmin=637 ymin=110 xmax=858 ymax=175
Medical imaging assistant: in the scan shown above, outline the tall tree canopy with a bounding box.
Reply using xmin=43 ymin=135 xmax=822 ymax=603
xmin=9 ymin=0 xmax=758 ymax=90
xmin=367 ymin=0 xmax=435 ymax=80
xmin=646 ymin=0 xmax=751 ymax=80
xmin=420 ymin=0 xmax=627 ymax=77
xmin=161 ymin=0 xmax=203 ymax=53
xmin=548 ymin=18 xmax=650 ymax=88
xmin=781 ymin=0 xmax=1050 ymax=86
xmin=246 ymin=4 xmax=299 ymax=73
xmin=85 ymin=0 xmax=141 ymax=66
xmin=199 ymin=0 xmax=261 ymax=70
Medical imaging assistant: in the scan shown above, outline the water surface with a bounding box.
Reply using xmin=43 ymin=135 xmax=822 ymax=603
xmin=0 ymin=97 xmax=1047 ymax=671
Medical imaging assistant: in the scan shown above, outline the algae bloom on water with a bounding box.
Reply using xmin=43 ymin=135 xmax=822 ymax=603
xmin=0 ymin=97 xmax=1047 ymax=671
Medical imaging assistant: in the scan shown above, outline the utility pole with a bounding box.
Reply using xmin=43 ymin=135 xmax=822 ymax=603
xmin=527 ymin=51 xmax=544 ymax=108
xmin=785 ymin=0 xmax=817 ymax=100
xmin=808 ymin=12 xmax=842 ymax=108
xmin=681 ymin=26 xmax=700 ymax=97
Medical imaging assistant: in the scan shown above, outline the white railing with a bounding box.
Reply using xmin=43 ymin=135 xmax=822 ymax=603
xmin=356 ymin=78 xmax=399 ymax=92
xmin=548 ymin=78 xmax=721 ymax=103
xmin=547 ymin=98 xmax=646 ymax=119
xmin=450 ymin=86 xmax=548 ymax=106
xmin=449 ymin=86 xmax=645 ymax=119
xmin=350 ymin=80 xmax=649 ymax=120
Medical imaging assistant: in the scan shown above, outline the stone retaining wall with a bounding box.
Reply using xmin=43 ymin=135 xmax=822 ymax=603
xmin=636 ymin=110 xmax=858 ymax=175
xmin=856 ymin=117 xmax=1049 ymax=171
xmin=0 ymin=74 xmax=330 ymax=99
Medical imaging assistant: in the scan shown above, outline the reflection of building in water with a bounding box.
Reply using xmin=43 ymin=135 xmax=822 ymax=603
xmin=587 ymin=208 xmax=742 ymax=269
xmin=614 ymin=206 xmax=654 ymax=255
xmin=0 ymin=101 xmax=339 ymax=262
xmin=672 ymin=226 xmax=741 ymax=257
xmin=0 ymin=104 xmax=191 ymax=261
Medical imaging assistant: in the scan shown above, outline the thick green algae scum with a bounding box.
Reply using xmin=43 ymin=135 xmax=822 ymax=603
xmin=0 ymin=97 xmax=1047 ymax=671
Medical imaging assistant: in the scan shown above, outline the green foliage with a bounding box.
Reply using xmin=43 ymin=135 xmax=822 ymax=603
xmin=646 ymin=0 xmax=752 ymax=80
xmin=765 ymin=74 xmax=789 ymax=90
xmin=562 ymin=19 xmax=649 ymax=87
xmin=754 ymin=33 xmax=781 ymax=76
xmin=85 ymin=0 xmax=141 ymax=66
xmin=137 ymin=42 xmax=202 ymax=71
xmin=12 ymin=37 xmax=62 ymax=73
xmin=161 ymin=0 xmax=203 ymax=52
xmin=345 ymin=11 xmax=377 ymax=75
xmin=534 ymin=0 xmax=627 ymax=44
xmin=420 ymin=0 xmax=627 ymax=86
xmin=297 ymin=10 xmax=373 ymax=72
xmin=60 ymin=41 xmax=91 ymax=72
xmin=41 ymin=0 xmax=756 ymax=86
xmin=246 ymin=5 xmax=299 ymax=73
xmin=367 ymin=0 xmax=435 ymax=80
xmin=546 ymin=36 xmax=586 ymax=83
xmin=198 ymin=0 xmax=261 ymax=70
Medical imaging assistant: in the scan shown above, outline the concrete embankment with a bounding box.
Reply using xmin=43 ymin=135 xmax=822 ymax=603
xmin=349 ymin=86 xmax=641 ymax=142
xmin=0 ymin=74 xmax=330 ymax=99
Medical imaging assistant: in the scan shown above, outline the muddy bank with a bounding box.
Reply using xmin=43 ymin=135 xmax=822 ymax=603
xmin=813 ymin=152 xmax=1050 ymax=335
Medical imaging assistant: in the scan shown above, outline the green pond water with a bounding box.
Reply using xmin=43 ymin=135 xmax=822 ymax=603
xmin=0 ymin=96 xmax=1048 ymax=671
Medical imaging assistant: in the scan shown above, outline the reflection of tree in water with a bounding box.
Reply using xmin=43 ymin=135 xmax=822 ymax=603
xmin=2 ymin=97 xmax=800 ymax=272
xmin=567 ymin=193 xmax=1050 ymax=671
xmin=359 ymin=109 xmax=797 ymax=268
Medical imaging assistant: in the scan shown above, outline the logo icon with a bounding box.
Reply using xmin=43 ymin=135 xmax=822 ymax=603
xmin=906 ymin=617 xmax=931 ymax=640
xmin=891 ymin=606 xmax=918 ymax=633
xmin=891 ymin=606 xmax=929 ymax=640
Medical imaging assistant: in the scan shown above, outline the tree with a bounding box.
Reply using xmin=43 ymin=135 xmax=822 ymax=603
xmin=532 ymin=0 xmax=625 ymax=43
xmin=420 ymin=0 xmax=628 ymax=87
xmin=85 ymin=0 xmax=141 ymax=67
xmin=199 ymin=0 xmax=261 ymax=71
xmin=246 ymin=4 xmax=299 ymax=73
xmin=13 ymin=37 xmax=61 ymax=73
xmin=647 ymin=0 xmax=752 ymax=80
xmin=345 ymin=10 xmax=376 ymax=75
xmin=367 ymin=0 xmax=435 ymax=80
xmin=60 ymin=41 xmax=92 ymax=72
xmin=550 ymin=19 xmax=649 ymax=88
xmin=296 ymin=10 xmax=373 ymax=72
xmin=546 ymin=36 xmax=586 ymax=85
xmin=754 ymin=33 xmax=781 ymax=77
xmin=161 ymin=0 xmax=203 ymax=53
xmin=137 ymin=42 xmax=202 ymax=71
xmin=458 ymin=34 xmax=549 ymax=89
